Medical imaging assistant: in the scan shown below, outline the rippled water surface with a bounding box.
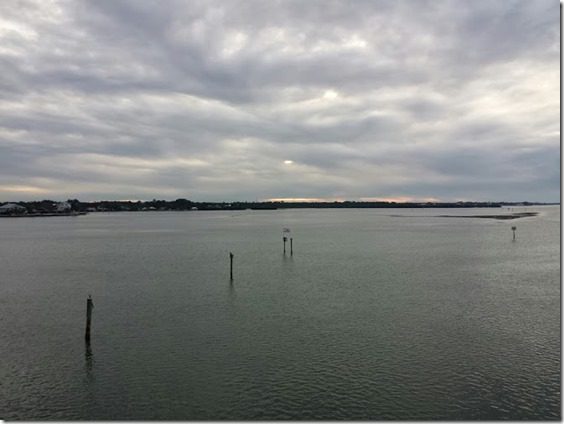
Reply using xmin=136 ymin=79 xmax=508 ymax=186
xmin=0 ymin=207 xmax=560 ymax=420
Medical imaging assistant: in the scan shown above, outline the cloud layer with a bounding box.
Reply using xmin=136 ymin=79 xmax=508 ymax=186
xmin=0 ymin=0 xmax=559 ymax=202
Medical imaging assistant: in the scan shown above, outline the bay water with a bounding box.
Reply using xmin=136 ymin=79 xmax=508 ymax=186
xmin=0 ymin=207 xmax=560 ymax=420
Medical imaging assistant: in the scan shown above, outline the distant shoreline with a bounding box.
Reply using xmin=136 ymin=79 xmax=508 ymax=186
xmin=0 ymin=209 xmax=550 ymax=219
xmin=0 ymin=199 xmax=557 ymax=216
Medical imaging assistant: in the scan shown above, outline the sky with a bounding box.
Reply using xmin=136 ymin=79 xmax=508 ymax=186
xmin=0 ymin=0 xmax=559 ymax=202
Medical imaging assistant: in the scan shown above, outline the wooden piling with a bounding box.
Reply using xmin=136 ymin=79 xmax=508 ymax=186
xmin=290 ymin=238 xmax=293 ymax=255
xmin=283 ymin=236 xmax=287 ymax=254
xmin=85 ymin=295 xmax=93 ymax=342
xmin=511 ymin=226 xmax=516 ymax=241
xmin=229 ymin=252 xmax=234 ymax=280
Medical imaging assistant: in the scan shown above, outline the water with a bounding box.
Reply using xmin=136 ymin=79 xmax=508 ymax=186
xmin=0 ymin=207 xmax=560 ymax=420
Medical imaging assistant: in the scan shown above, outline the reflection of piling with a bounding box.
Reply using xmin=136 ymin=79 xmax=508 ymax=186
xmin=85 ymin=295 xmax=93 ymax=342
xmin=229 ymin=252 xmax=234 ymax=280
xmin=511 ymin=226 xmax=516 ymax=241
xmin=283 ymin=236 xmax=287 ymax=254
xmin=290 ymin=238 xmax=293 ymax=255
xmin=85 ymin=340 xmax=93 ymax=375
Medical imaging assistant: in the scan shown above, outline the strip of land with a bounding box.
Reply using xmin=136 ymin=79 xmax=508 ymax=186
xmin=389 ymin=211 xmax=539 ymax=220
xmin=0 ymin=212 xmax=87 ymax=218
xmin=436 ymin=212 xmax=538 ymax=220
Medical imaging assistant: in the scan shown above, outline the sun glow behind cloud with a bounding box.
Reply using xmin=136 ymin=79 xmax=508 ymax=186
xmin=323 ymin=90 xmax=339 ymax=100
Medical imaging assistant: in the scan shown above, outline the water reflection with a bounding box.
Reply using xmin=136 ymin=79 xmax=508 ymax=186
xmin=85 ymin=341 xmax=94 ymax=381
xmin=228 ymin=279 xmax=236 ymax=296
xmin=282 ymin=252 xmax=294 ymax=265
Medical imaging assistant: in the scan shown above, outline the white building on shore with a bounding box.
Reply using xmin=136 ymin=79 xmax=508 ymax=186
xmin=55 ymin=202 xmax=71 ymax=213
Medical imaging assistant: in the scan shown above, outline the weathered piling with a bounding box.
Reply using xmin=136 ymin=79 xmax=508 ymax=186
xmin=283 ymin=236 xmax=287 ymax=254
xmin=85 ymin=295 xmax=94 ymax=342
xmin=511 ymin=226 xmax=516 ymax=241
xmin=290 ymin=237 xmax=293 ymax=255
xmin=229 ymin=252 xmax=234 ymax=280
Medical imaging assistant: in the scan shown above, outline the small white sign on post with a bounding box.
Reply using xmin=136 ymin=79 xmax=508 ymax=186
xmin=283 ymin=228 xmax=290 ymax=240
xmin=282 ymin=228 xmax=291 ymax=253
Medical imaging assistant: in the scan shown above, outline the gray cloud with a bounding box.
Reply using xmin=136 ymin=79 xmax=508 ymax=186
xmin=0 ymin=0 xmax=558 ymax=202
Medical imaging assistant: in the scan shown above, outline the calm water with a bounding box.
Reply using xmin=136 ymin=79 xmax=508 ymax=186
xmin=0 ymin=207 xmax=560 ymax=420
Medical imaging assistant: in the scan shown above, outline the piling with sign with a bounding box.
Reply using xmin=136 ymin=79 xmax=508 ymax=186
xmin=283 ymin=228 xmax=291 ymax=254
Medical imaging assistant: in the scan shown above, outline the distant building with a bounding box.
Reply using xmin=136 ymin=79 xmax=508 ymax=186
xmin=0 ymin=203 xmax=26 ymax=214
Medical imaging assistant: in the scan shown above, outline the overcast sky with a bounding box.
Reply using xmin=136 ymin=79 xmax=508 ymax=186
xmin=0 ymin=0 xmax=559 ymax=202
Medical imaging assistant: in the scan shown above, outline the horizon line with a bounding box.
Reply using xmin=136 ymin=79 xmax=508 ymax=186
xmin=1 ymin=198 xmax=559 ymax=205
